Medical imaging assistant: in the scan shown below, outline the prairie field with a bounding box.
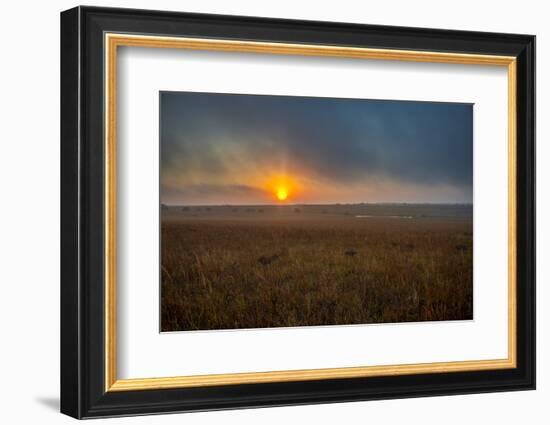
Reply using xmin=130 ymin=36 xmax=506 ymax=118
xmin=160 ymin=204 xmax=473 ymax=331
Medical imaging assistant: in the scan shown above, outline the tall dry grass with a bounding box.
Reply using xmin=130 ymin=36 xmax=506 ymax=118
xmin=161 ymin=211 xmax=472 ymax=331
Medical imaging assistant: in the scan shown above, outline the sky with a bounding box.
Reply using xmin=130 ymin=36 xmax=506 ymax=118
xmin=160 ymin=91 xmax=473 ymax=205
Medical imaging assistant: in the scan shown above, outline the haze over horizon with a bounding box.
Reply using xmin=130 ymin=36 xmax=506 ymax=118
xmin=161 ymin=91 xmax=473 ymax=205
xmin=163 ymin=201 xmax=474 ymax=207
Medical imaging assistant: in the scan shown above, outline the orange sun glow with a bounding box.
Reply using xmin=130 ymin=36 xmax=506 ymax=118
xmin=276 ymin=187 xmax=288 ymax=201
xmin=265 ymin=175 xmax=297 ymax=202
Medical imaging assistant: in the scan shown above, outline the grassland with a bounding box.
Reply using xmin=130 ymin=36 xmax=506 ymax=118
xmin=161 ymin=204 xmax=473 ymax=331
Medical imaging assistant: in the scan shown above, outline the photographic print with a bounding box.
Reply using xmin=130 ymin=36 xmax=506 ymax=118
xmin=160 ymin=91 xmax=473 ymax=332
xmin=61 ymin=9 xmax=535 ymax=416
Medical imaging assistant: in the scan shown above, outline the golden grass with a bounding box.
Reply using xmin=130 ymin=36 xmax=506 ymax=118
xmin=161 ymin=208 xmax=472 ymax=331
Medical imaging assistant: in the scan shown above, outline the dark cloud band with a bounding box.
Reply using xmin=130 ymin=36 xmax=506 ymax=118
xmin=160 ymin=91 xmax=473 ymax=205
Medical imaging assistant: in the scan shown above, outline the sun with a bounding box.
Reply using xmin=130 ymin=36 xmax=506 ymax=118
xmin=265 ymin=174 xmax=298 ymax=202
xmin=276 ymin=187 xmax=288 ymax=201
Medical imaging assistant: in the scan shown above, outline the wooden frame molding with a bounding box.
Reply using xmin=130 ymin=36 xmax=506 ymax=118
xmin=103 ymin=33 xmax=518 ymax=392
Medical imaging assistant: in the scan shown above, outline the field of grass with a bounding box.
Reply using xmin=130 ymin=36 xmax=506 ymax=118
xmin=161 ymin=204 xmax=473 ymax=331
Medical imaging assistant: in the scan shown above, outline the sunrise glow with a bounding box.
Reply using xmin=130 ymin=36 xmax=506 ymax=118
xmin=161 ymin=92 xmax=473 ymax=205
xmin=276 ymin=187 xmax=288 ymax=201
xmin=265 ymin=174 xmax=298 ymax=203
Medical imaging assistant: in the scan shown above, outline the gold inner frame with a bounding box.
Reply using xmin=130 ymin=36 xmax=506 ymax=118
xmin=104 ymin=33 xmax=517 ymax=392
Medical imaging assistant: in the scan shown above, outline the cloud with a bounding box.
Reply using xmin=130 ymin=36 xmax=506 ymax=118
xmin=160 ymin=91 xmax=473 ymax=204
xmin=162 ymin=183 xmax=268 ymax=205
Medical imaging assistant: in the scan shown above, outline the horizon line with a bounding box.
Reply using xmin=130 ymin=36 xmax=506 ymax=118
xmin=161 ymin=202 xmax=474 ymax=207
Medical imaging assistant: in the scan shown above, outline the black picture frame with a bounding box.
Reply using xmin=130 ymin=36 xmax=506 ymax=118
xmin=61 ymin=5 xmax=535 ymax=419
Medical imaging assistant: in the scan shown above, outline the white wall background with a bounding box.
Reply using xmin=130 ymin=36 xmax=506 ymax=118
xmin=0 ymin=0 xmax=545 ymax=423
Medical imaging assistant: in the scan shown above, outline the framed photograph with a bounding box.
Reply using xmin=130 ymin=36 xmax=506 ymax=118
xmin=60 ymin=6 xmax=535 ymax=419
